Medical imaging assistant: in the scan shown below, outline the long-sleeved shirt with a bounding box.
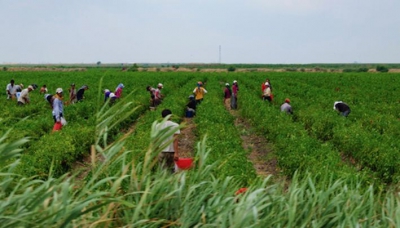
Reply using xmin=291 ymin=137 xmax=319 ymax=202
xmin=52 ymin=97 xmax=64 ymax=122
xmin=232 ymin=84 xmax=238 ymax=96
xmin=17 ymin=88 xmax=30 ymax=104
xmin=263 ymin=87 xmax=271 ymax=97
xmin=114 ymin=87 xmax=123 ymax=98
xmin=224 ymin=88 xmax=232 ymax=99
xmin=280 ymin=103 xmax=293 ymax=114
xmin=193 ymin=87 xmax=207 ymax=100
xmin=334 ymin=102 xmax=350 ymax=112
xmin=154 ymin=88 xmax=162 ymax=100
xmin=77 ymin=87 xmax=87 ymax=101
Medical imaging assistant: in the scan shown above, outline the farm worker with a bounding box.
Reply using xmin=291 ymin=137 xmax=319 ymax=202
xmin=52 ymin=88 xmax=64 ymax=131
xmin=31 ymin=84 xmax=38 ymax=90
xmin=152 ymin=83 xmax=163 ymax=106
xmin=76 ymin=85 xmax=89 ymax=102
xmin=155 ymin=83 xmax=163 ymax=99
xmin=156 ymin=109 xmax=180 ymax=173
xmin=280 ymin=98 xmax=293 ymax=114
xmin=69 ymin=83 xmax=77 ymax=104
xmin=40 ymin=85 xmax=48 ymax=94
xmin=44 ymin=93 xmax=54 ymax=109
xmin=109 ymin=93 xmax=117 ymax=104
xmin=6 ymin=79 xmax=16 ymax=99
xmin=231 ymin=80 xmax=238 ymax=109
xmin=261 ymin=78 xmax=273 ymax=97
xmin=193 ymin=81 xmax=207 ymax=104
xmin=15 ymin=84 xmax=24 ymax=100
xmin=114 ymin=83 xmax=124 ymax=98
xmin=186 ymin=95 xmax=196 ymax=117
xmin=261 ymin=78 xmax=268 ymax=93
xmin=146 ymin=85 xmax=157 ymax=108
xmin=333 ymin=101 xmax=351 ymax=117
xmin=17 ymin=85 xmax=34 ymax=106
xmin=15 ymin=84 xmax=24 ymax=92
xmin=224 ymin=83 xmax=232 ymax=109
xmin=104 ymin=89 xmax=111 ymax=102
xmin=262 ymin=83 xmax=272 ymax=102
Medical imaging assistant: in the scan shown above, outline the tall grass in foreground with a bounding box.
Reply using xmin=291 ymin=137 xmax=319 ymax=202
xmin=1 ymin=99 xmax=400 ymax=227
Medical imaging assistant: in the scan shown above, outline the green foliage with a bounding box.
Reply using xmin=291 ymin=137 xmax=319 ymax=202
xmin=357 ymin=67 xmax=369 ymax=72
xmin=343 ymin=67 xmax=369 ymax=73
xmin=1 ymin=70 xmax=400 ymax=226
xmin=376 ymin=65 xmax=389 ymax=72
xmin=2 ymin=66 xmax=7 ymax=71
xmin=227 ymin=66 xmax=236 ymax=72
xmin=128 ymin=63 xmax=139 ymax=72
xmin=1 ymin=120 xmax=400 ymax=226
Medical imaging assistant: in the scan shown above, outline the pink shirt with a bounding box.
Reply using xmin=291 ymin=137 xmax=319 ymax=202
xmin=115 ymin=87 xmax=123 ymax=98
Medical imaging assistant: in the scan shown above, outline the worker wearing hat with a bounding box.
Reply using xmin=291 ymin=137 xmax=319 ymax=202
xmin=224 ymin=82 xmax=232 ymax=109
xmin=114 ymin=83 xmax=124 ymax=98
xmin=52 ymin=88 xmax=65 ymax=131
xmin=186 ymin=94 xmax=197 ymax=117
xmin=17 ymin=85 xmax=34 ymax=106
xmin=193 ymin=81 xmax=207 ymax=104
xmin=231 ymin=80 xmax=239 ymax=109
xmin=262 ymin=83 xmax=272 ymax=102
xmin=154 ymin=83 xmax=163 ymax=106
xmin=280 ymin=98 xmax=293 ymax=114
xmin=333 ymin=101 xmax=351 ymax=117
xmin=76 ymin=85 xmax=89 ymax=102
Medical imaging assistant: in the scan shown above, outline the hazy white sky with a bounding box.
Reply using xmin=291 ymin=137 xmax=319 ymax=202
xmin=1 ymin=0 xmax=399 ymax=64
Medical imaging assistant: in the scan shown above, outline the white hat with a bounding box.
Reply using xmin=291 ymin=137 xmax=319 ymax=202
xmin=109 ymin=93 xmax=116 ymax=98
xmin=265 ymin=82 xmax=270 ymax=86
xmin=28 ymin=85 xmax=34 ymax=90
xmin=56 ymin=88 xmax=63 ymax=93
xmin=333 ymin=101 xmax=342 ymax=110
xmin=233 ymin=80 xmax=237 ymax=83
xmin=225 ymin=83 xmax=230 ymax=86
xmin=158 ymin=83 xmax=163 ymax=88
xmin=104 ymin=89 xmax=110 ymax=93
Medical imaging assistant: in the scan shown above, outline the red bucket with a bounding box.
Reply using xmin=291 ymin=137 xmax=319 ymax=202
xmin=235 ymin=188 xmax=248 ymax=195
xmin=53 ymin=122 xmax=63 ymax=131
xmin=175 ymin=158 xmax=193 ymax=170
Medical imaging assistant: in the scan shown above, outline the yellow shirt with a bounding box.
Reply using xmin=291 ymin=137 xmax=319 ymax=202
xmin=193 ymin=87 xmax=207 ymax=100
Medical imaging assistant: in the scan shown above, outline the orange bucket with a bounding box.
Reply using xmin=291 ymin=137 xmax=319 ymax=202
xmin=175 ymin=158 xmax=193 ymax=170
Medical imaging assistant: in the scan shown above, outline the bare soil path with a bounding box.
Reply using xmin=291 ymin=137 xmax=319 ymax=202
xmin=224 ymin=102 xmax=278 ymax=177
xmin=178 ymin=118 xmax=196 ymax=158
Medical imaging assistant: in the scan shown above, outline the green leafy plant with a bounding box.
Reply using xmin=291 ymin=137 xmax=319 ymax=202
xmin=376 ymin=65 xmax=389 ymax=72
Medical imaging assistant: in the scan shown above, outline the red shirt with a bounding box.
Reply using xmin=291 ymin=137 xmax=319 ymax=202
xmin=224 ymin=88 xmax=231 ymax=99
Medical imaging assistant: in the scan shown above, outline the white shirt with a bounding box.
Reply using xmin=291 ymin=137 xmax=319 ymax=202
xmin=280 ymin=103 xmax=292 ymax=113
xmin=156 ymin=120 xmax=180 ymax=152
xmin=6 ymin=83 xmax=16 ymax=95
xmin=17 ymin=88 xmax=29 ymax=103
xmin=263 ymin=87 xmax=271 ymax=96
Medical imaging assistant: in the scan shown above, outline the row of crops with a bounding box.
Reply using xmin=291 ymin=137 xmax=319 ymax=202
xmin=1 ymin=70 xmax=399 ymax=184
xmin=2 ymin=69 xmax=400 ymax=226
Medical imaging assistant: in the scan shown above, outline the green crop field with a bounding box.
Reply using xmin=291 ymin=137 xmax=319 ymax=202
xmin=1 ymin=69 xmax=400 ymax=227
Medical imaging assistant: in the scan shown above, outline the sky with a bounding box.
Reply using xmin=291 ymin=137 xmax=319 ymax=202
xmin=1 ymin=0 xmax=399 ymax=64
